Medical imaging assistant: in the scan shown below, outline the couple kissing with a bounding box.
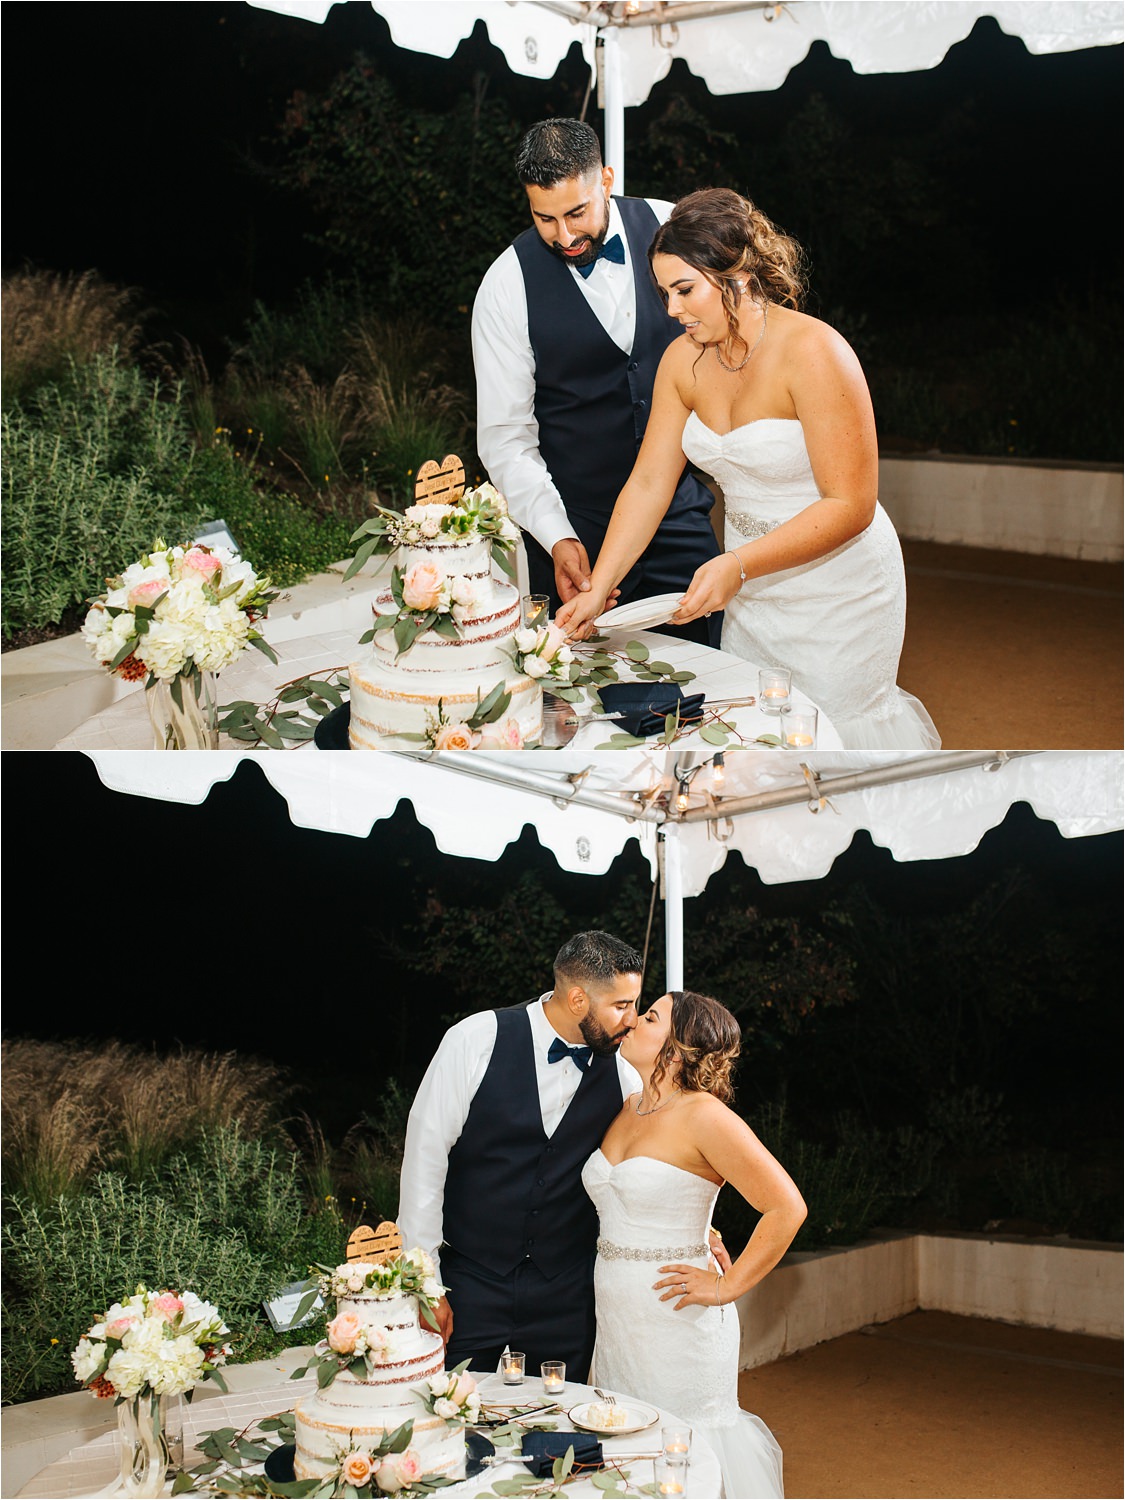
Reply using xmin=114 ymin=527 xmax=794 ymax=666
xmin=397 ymin=930 xmax=805 ymax=1498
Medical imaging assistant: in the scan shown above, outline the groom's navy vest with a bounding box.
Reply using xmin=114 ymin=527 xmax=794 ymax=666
xmin=512 ymin=196 xmax=717 ymax=540
xmin=443 ymin=1004 xmax=622 ymax=1279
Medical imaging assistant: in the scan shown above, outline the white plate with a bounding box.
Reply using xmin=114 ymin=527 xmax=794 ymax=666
xmin=567 ymin=1401 xmax=660 ymax=1436
xmin=594 ymin=593 xmax=683 ymax=632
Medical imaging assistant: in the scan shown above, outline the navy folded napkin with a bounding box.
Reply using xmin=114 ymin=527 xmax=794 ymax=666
xmin=519 ymin=1430 xmax=603 ymax=1476
xmin=597 ymin=682 xmax=706 ymax=738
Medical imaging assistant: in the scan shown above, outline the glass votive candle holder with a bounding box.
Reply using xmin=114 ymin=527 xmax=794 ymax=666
xmin=502 ymin=1350 xmax=526 ymax=1385
xmin=758 ymin=666 xmax=792 ymax=713
xmin=661 ymin=1426 xmax=692 ymax=1459
xmin=522 ymin=593 xmax=550 ymax=629
xmin=540 ymin=1360 xmax=566 ymax=1396
xmin=656 ymin=1454 xmax=689 ymax=1495
xmin=784 ymin=708 xmax=817 ymax=749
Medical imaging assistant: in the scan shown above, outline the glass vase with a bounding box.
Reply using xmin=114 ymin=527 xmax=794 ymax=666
xmin=116 ymin=1391 xmax=182 ymax=1496
xmin=146 ymin=670 xmax=220 ymax=750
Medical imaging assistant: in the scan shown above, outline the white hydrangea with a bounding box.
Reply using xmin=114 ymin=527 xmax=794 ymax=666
xmin=71 ymin=1338 xmax=104 ymax=1383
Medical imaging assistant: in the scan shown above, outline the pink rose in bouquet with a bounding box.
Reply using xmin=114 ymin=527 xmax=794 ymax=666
xmin=127 ymin=579 xmax=169 ymax=610
xmin=180 ymin=547 xmax=223 ymax=583
xmin=451 ymin=1371 xmax=478 ymax=1405
xmin=149 ymin=1293 xmax=184 ymax=1322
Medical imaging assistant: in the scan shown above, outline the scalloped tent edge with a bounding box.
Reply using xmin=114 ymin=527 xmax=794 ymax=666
xmin=244 ymin=0 xmax=1124 ymax=189
xmin=84 ymin=748 xmax=1124 ymax=988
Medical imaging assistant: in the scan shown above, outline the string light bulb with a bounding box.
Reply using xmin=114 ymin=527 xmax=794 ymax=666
xmin=675 ymin=777 xmax=690 ymax=813
xmin=712 ymin=752 xmax=725 ymax=790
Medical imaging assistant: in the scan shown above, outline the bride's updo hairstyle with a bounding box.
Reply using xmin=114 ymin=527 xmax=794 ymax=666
xmin=651 ymin=990 xmax=741 ymax=1104
xmin=649 ymin=188 xmax=807 ymax=366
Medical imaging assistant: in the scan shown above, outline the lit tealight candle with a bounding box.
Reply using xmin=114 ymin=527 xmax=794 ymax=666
xmin=786 ymin=733 xmax=814 ymax=747
xmin=658 ymin=1482 xmax=685 ymax=1497
xmin=502 ymin=1351 xmax=526 ymax=1385
xmin=540 ymin=1360 xmax=565 ymax=1395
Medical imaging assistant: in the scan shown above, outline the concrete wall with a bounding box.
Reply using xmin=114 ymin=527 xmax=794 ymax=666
xmin=878 ymin=455 xmax=1123 ymax=562
xmin=736 ymin=1231 xmax=1123 ymax=1370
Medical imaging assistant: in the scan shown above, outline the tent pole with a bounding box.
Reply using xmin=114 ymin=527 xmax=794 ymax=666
xmin=601 ymin=28 xmax=625 ymax=190
xmin=675 ymin=751 xmax=1039 ymax=821
xmin=396 ymin=751 xmax=666 ymax=822
xmin=661 ymin=825 xmax=685 ymax=990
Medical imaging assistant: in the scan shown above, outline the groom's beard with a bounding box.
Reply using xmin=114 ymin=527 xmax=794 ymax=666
xmin=547 ymin=201 xmax=611 ymax=270
xmin=580 ymin=1009 xmax=631 ymax=1057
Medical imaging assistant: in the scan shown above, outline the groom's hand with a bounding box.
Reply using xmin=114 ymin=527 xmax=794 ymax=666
xmin=551 ymin=539 xmax=594 ymax=603
xmin=433 ymin=1295 xmax=454 ymax=1347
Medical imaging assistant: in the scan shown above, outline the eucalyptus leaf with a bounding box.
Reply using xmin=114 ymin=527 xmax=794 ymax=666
xmin=669 ymin=671 xmax=696 ymax=684
xmin=597 ymin=734 xmax=648 ymax=748
xmin=625 ymin=641 xmax=650 ymax=661
xmin=700 ymin=724 xmax=731 ymax=745
xmin=249 ymin=634 xmax=280 ymax=664
xmin=648 ymin=661 xmax=674 ymax=674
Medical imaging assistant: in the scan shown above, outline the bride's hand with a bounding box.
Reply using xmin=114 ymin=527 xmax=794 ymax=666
xmin=555 ymin=586 xmax=610 ymax=641
xmin=669 ymin=552 xmax=743 ymax=625
xmin=654 ymin=1262 xmax=725 ymax=1310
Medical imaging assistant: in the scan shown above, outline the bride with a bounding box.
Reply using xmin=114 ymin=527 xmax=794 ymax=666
xmin=557 ymin=187 xmax=940 ymax=751
xmin=582 ymin=990 xmax=806 ymax=1499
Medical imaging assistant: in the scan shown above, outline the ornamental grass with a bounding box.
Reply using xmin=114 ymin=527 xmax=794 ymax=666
xmin=0 ymin=268 xmax=145 ymax=409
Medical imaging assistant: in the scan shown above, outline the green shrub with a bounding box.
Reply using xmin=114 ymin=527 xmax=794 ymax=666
xmin=714 ymin=1104 xmax=892 ymax=1254
xmin=1 ymin=1127 xmax=347 ymax=1405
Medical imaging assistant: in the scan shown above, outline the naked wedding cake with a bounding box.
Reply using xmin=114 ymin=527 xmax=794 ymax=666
xmin=293 ymin=1225 xmax=479 ymax=1491
xmin=344 ymin=458 xmax=543 ymax=750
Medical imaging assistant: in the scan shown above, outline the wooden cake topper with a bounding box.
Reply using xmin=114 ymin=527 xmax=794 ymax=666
xmin=346 ymin=1221 xmax=404 ymax=1265
xmin=414 ymin=455 xmax=465 ymax=506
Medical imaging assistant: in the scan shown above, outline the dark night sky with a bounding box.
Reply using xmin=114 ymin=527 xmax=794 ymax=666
xmin=2 ymin=751 xmax=1120 ymax=1083
xmin=3 ymin=3 xmax=1121 ymax=352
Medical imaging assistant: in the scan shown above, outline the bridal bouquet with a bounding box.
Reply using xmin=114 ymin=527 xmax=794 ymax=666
xmin=71 ymin=1285 xmax=231 ymax=1400
xmin=81 ymin=539 xmax=279 ymax=685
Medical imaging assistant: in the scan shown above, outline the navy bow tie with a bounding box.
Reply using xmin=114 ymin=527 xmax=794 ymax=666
xmin=575 ymin=234 xmax=625 ymax=279
xmin=547 ymin=1037 xmax=592 ymax=1069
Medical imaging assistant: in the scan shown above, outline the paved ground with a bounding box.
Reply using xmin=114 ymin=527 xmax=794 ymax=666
xmin=899 ymin=543 xmax=1122 ymax=750
xmin=739 ymin=1310 xmax=1123 ymax=1500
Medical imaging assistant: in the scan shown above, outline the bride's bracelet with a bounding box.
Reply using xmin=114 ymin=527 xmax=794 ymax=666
xmin=726 ymin=549 xmax=748 ymax=587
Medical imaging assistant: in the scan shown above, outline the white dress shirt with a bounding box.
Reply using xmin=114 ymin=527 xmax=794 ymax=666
xmin=471 ymin=197 xmax=675 ymax=557
xmin=397 ymin=995 xmax=641 ymax=1279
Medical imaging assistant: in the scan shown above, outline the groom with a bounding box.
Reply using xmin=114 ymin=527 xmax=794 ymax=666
xmin=472 ymin=118 xmax=722 ymax=647
xmin=396 ymin=930 xmax=643 ymax=1380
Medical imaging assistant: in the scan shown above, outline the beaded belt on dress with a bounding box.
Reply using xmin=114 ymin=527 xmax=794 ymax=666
xmin=597 ymin=1237 xmax=709 ymax=1261
xmin=727 ymin=510 xmax=780 ymax=540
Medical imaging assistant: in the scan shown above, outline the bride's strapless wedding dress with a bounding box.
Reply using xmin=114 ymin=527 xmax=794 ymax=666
xmin=682 ymin=412 xmax=940 ymax=750
xmin=582 ymin=1149 xmax=784 ymax=1499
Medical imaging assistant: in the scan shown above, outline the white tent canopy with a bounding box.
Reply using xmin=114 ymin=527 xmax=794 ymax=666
xmin=247 ymin=0 xmax=1123 ymax=186
xmin=86 ymin=749 xmax=1124 ymax=987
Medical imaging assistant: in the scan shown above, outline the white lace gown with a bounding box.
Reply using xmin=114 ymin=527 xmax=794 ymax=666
xmin=582 ymin=1149 xmax=784 ymax=1499
xmin=682 ymin=412 xmax=940 ymax=750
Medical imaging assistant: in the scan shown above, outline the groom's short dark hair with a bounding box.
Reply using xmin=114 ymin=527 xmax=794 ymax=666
xmin=554 ymin=930 xmax=643 ymax=989
xmin=515 ymin=119 xmax=603 ymax=188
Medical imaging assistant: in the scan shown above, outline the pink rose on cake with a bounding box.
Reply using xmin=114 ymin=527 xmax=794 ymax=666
xmin=477 ymin=719 xmax=525 ymax=750
xmin=401 ymin=561 xmax=448 ymax=613
xmin=374 ymin=1449 xmax=423 ymax=1492
xmin=341 ymin=1451 xmax=374 ymax=1486
xmin=432 ymin=723 xmax=478 ymax=751
xmin=326 ymin=1311 xmax=364 ymax=1355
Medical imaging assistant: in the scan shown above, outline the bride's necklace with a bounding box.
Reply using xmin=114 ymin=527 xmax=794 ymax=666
xmin=635 ymin=1087 xmax=682 ymax=1116
xmin=714 ymin=302 xmax=768 ymax=373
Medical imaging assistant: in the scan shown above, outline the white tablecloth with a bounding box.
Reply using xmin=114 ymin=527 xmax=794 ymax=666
xmin=17 ymin=1373 xmax=724 ymax=1498
xmin=55 ymin=626 xmax=842 ymax=752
